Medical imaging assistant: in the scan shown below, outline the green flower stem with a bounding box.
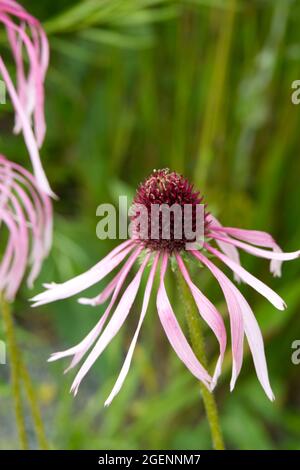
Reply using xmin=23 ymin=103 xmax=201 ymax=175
xmin=19 ymin=359 xmax=49 ymax=450
xmin=1 ymin=295 xmax=28 ymax=450
xmin=175 ymin=269 xmax=225 ymax=450
xmin=1 ymin=295 xmax=49 ymax=450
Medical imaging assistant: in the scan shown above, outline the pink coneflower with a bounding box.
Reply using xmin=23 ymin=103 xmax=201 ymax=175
xmin=0 ymin=0 xmax=53 ymax=196
xmin=31 ymin=169 xmax=299 ymax=405
xmin=0 ymin=154 xmax=52 ymax=300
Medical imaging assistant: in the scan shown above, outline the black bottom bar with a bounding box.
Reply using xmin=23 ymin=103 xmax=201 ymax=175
xmin=0 ymin=450 xmax=299 ymax=466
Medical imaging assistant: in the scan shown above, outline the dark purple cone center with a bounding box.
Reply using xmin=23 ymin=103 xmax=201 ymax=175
xmin=130 ymin=169 xmax=209 ymax=252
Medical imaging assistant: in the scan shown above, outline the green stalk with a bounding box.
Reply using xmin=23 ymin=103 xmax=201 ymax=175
xmin=19 ymin=359 xmax=49 ymax=450
xmin=1 ymin=295 xmax=28 ymax=450
xmin=1 ymin=295 xmax=49 ymax=450
xmin=175 ymin=269 xmax=225 ymax=450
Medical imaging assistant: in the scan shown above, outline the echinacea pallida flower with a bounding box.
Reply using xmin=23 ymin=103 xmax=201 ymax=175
xmin=31 ymin=169 xmax=300 ymax=405
xmin=0 ymin=154 xmax=52 ymax=300
xmin=0 ymin=0 xmax=53 ymax=197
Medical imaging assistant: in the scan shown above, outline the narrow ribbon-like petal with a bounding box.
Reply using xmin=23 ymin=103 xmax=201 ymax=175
xmin=193 ymin=250 xmax=274 ymax=400
xmin=78 ymin=264 xmax=125 ymax=307
xmin=0 ymin=182 xmax=29 ymax=299
xmin=207 ymin=214 xmax=242 ymax=282
xmin=211 ymin=234 xmax=300 ymax=262
xmin=156 ymin=253 xmax=211 ymax=387
xmin=193 ymin=250 xmax=244 ymax=390
xmin=0 ymin=56 xmax=53 ymax=197
xmin=31 ymin=240 xmax=134 ymax=306
xmin=104 ymin=253 xmax=160 ymax=406
xmin=175 ymin=253 xmax=226 ymax=387
xmin=70 ymin=253 xmax=150 ymax=396
xmin=0 ymin=2 xmax=49 ymax=148
xmin=48 ymin=247 xmax=142 ymax=372
xmin=0 ymin=155 xmax=52 ymax=298
xmin=205 ymin=243 xmax=286 ymax=311
xmin=209 ymin=226 xmax=287 ymax=277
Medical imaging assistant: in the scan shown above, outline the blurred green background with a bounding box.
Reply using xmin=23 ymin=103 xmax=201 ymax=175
xmin=1 ymin=0 xmax=300 ymax=450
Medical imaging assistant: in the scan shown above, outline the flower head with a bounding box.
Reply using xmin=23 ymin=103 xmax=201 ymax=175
xmin=31 ymin=170 xmax=300 ymax=405
xmin=0 ymin=154 xmax=52 ymax=300
xmin=0 ymin=0 xmax=53 ymax=196
xmin=131 ymin=168 xmax=209 ymax=252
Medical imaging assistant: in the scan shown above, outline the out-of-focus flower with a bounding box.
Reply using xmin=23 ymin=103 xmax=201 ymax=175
xmin=31 ymin=169 xmax=300 ymax=405
xmin=0 ymin=154 xmax=52 ymax=300
xmin=0 ymin=0 xmax=53 ymax=197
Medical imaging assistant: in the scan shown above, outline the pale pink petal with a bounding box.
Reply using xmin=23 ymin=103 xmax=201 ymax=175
xmin=175 ymin=253 xmax=226 ymax=387
xmin=205 ymin=243 xmax=286 ymax=310
xmin=48 ymin=247 xmax=142 ymax=372
xmin=0 ymin=56 xmax=54 ymax=197
xmin=0 ymin=210 xmax=19 ymax=293
xmin=209 ymin=226 xmax=292 ymax=277
xmin=78 ymin=267 xmax=124 ymax=306
xmin=0 ymin=3 xmax=49 ymax=146
xmin=0 ymin=168 xmax=42 ymax=287
xmin=0 ymin=155 xmax=52 ymax=296
xmin=211 ymin=234 xmax=300 ymax=262
xmin=31 ymin=240 xmax=135 ymax=306
xmin=0 ymin=235 xmax=15 ymax=289
xmin=193 ymin=250 xmax=244 ymax=390
xmin=104 ymin=253 xmax=160 ymax=406
xmin=235 ymin=290 xmax=274 ymax=400
xmin=0 ymin=169 xmax=30 ymax=298
xmin=207 ymin=214 xmax=242 ymax=282
xmin=70 ymin=253 xmax=150 ymax=395
xmin=270 ymin=246 xmax=283 ymax=278
xmin=0 ymin=154 xmax=53 ymax=255
xmin=5 ymin=23 xmax=27 ymax=134
xmin=193 ymin=250 xmax=274 ymax=400
xmin=156 ymin=254 xmax=211 ymax=387
xmin=0 ymin=205 xmax=28 ymax=300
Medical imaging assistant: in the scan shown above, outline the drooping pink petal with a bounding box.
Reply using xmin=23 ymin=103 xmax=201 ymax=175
xmin=0 ymin=208 xmax=21 ymax=297
xmin=175 ymin=253 xmax=227 ymax=388
xmin=78 ymin=278 xmax=120 ymax=306
xmin=192 ymin=250 xmax=244 ymax=390
xmin=156 ymin=253 xmax=211 ymax=388
xmin=193 ymin=250 xmax=274 ymax=400
xmin=205 ymin=243 xmax=286 ymax=310
xmin=0 ymin=233 xmax=15 ymax=289
xmin=0 ymin=155 xmax=52 ymax=299
xmin=0 ymin=56 xmax=54 ymax=197
xmin=207 ymin=214 xmax=242 ymax=282
xmin=31 ymin=240 xmax=135 ymax=306
xmin=78 ymin=265 xmax=124 ymax=307
xmin=0 ymin=167 xmax=42 ymax=287
xmin=70 ymin=252 xmax=150 ymax=396
xmin=235 ymin=289 xmax=275 ymax=400
xmin=210 ymin=234 xmax=300 ymax=262
xmin=48 ymin=247 xmax=143 ymax=372
xmin=0 ymin=2 xmax=49 ymax=147
xmin=0 ymin=154 xmax=53 ymax=257
xmin=0 ymin=181 xmax=29 ymax=299
xmin=104 ymin=253 xmax=160 ymax=406
xmin=209 ymin=225 xmax=285 ymax=277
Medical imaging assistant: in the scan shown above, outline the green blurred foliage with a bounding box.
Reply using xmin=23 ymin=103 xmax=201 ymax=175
xmin=1 ymin=0 xmax=300 ymax=450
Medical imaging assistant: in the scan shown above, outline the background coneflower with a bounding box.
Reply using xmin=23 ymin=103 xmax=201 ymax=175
xmin=0 ymin=0 xmax=52 ymax=196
